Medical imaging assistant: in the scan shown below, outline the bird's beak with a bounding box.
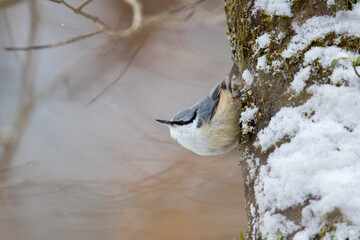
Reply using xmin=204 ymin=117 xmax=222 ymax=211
xmin=156 ymin=119 xmax=173 ymax=126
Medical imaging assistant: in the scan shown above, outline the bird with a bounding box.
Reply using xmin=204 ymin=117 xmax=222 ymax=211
xmin=156 ymin=64 xmax=241 ymax=156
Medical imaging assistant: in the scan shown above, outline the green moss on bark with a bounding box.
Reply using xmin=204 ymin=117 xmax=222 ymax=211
xmin=224 ymin=0 xmax=359 ymax=238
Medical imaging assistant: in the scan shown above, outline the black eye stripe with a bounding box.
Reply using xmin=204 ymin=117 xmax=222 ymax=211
xmin=172 ymin=111 xmax=197 ymax=126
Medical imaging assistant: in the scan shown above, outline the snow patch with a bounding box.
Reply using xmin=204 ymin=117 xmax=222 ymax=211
xmin=255 ymin=85 xmax=360 ymax=238
xmin=303 ymin=47 xmax=360 ymax=87
xmin=240 ymin=107 xmax=258 ymax=124
xmin=282 ymin=4 xmax=360 ymax=58
xmin=246 ymin=155 xmax=259 ymax=181
xmin=303 ymin=46 xmax=357 ymax=67
xmin=287 ymin=47 xmax=360 ymax=95
xmin=330 ymin=223 xmax=360 ymax=240
xmin=255 ymin=33 xmax=271 ymax=53
xmin=256 ymin=55 xmax=270 ymax=72
xmin=253 ymin=0 xmax=293 ymax=17
xmin=242 ymin=69 xmax=254 ymax=86
xmin=261 ymin=213 xmax=300 ymax=238
xmin=255 ymin=107 xmax=302 ymax=151
xmin=290 ymin=66 xmax=311 ymax=93
xmin=240 ymin=106 xmax=258 ymax=135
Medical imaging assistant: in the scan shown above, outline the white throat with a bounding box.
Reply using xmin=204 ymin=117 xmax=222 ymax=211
xmin=168 ymin=117 xmax=210 ymax=155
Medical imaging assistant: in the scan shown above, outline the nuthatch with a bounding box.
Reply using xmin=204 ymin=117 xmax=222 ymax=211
xmin=156 ymin=65 xmax=241 ymax=156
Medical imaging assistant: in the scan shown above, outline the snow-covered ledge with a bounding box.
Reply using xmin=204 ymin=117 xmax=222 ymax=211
xmin=225 ymin=0 xmax=360 ymax=238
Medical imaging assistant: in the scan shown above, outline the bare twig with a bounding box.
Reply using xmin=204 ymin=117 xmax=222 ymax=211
xmin=3 ymin=29 xmax=104 ymax=51
xmin=75 ymin=0 xmax=92 ymax=11
xmin=86 ymin=34 xmax=149 ymax=106
xmin=168 ymin=0 xmax=205 ymax=15
xmin=0 ymin=0 xmax=22 ymax=8
xmin=117 ymin=0 xmax=143 ymax=35
xmin=0 ymin=0 xmax=37 ymax=187
xmin=60 ymin=0 xmax=112 ymax=29
xmin=139 ymin=0 xmax=205 ymax=27
xmin=2 ymin=8 xmax=21 ymax=60
xmin=3 ymin=0 xmax=206 ymax=51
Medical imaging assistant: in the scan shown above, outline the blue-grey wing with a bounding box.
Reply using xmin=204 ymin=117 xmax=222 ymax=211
xmin=171 ymin=82 xmax=222 ymax=127
xmin=172 ymin=108 xmax=196 ymax=123
xmin=192 ymin=82 xmax=222 ymax=128
xmin=173 ymin=64 xmax=236 ymax=127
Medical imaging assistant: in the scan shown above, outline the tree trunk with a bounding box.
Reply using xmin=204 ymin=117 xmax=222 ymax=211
xmin=224 ymin=0 xmax=360 ymax=239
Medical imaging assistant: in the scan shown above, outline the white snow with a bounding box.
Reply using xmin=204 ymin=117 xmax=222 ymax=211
xmin=271 ymin=60 xmax=282 ymax=74
xmin=246 ymin=156 xmax=259 ymax=181
xmin=253 ymin=0 xmax=293 ymax=17
xmin=250 ymin=203 xmax=256 ymax=217
xmin=240 ymin=106 xmax=258 ymax=135
xmin=329 ymin=224 xmax=360 ymax=240
xmin=287 ymin=47 xmax=360 ymax=94
xmin=303 ymin=46 xmax=357 ymax=68
xmin=255 ymin=85 xmax=360 ymax=238
xmin=255 ymin=33 xmax=271 ymax=53
xmin=256 ymin=55 xmax=269 ymax=72
xmin=242 ymin=69 xmax=254 ymax=86
xmin=290 ymin=66 xmax=311 ymax=93
xmin=303 ymin=46 xmax=360 ymax=87
xmin=282 ymin=3 xmax=360 ymax=58
xmin=240 ymin=106 xmax=258 ymax=124
xmin=254 ymin=106 xmax=302 ymax=151
xmin=249 ymin=2 xmax=360 ymax=238
xmin=261 ymin=213 xmax=300 ymax=238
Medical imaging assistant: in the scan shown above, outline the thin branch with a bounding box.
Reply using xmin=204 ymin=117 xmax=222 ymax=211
xmin=135 ymin=0 xmax=205 ymax=29
xmin=75 ymin=0 xmax=91 ymax=11
xmin=83 ymin=0 xmax=205 ymax=105
xmin=168 ymin=0 xmax=205 ymax=15
xmin=55 ymin=0 xmax=143 ymax=35
xmin=123 ymin=0 xmax=142 ymax=33
xmin=61 ymin=0 xmax=112 ymax=30
xmin=0 ymin=0 xmax=37 ymax=187
xmin=2 ymin=8 xmax=21 ymax=60
xmin=0 ymin=0 xmax=22 ymax=8
xmin=3 ymin=0 xmax=206 ymax=51
xmin=63 ymin=0 xmax=143 ymax=36
xmin=86 ymin=34 xmax=149 ymax=106
xmin=3 ymin=29 xmax=104 ymax=51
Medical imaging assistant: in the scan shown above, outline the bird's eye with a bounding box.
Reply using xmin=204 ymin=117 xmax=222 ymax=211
xmin=172 ymin=110 xmax=197 ymax=126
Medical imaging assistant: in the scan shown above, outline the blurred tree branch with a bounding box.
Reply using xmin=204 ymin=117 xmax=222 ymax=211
xmin=3 ymin=0 xmax=205 ymax=51
xmin=4 ymin=29 xmax=104 ymax=51
xmin=86 ymin=34 xmax=149 ymax=106
xmin=0 ymin=0 xmax=22 ymax=8
xmin=0 ymin=0 xmax=37 ymax=190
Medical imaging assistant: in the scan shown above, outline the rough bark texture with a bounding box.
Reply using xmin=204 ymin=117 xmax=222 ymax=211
xmin=224 ymin=0 xmax=359 ymax=239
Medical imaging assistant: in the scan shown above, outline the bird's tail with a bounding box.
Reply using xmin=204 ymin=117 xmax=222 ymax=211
xmin=209 ymin=63 xmax=241 ymax=100
xmin=223 ymin=63 xmax=238 ymax=93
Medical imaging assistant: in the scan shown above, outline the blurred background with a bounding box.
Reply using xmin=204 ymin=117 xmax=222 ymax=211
xmin=0 ymin=0 xmax=246 ymax=239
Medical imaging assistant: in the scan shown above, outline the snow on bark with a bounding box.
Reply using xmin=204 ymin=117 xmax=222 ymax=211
xmin=225 ymin=0 xmax=360 ymax=238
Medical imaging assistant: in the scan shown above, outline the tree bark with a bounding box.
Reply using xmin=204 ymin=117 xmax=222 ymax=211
xmin=224 ymin=0 xmax=360 ymax=239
